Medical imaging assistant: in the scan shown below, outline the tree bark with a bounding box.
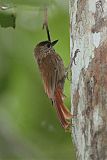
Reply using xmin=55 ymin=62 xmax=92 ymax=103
xmin=70 ymin=0 xmax=107 ymax=159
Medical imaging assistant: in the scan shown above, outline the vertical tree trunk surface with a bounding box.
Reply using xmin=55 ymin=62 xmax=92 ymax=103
xmin=70 ymin=0 xmax=107 ymax=159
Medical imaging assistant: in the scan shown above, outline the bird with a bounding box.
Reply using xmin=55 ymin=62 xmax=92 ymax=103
xmin=34 ymin=40 xmax=72 ymax=130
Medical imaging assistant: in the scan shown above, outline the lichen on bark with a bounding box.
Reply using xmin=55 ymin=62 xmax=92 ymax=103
xmin=70 ymin=0 xmax=107 ymax=159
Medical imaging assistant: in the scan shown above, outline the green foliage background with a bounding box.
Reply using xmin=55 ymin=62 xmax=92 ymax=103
xmin=0 ymin=0 xmax=76 ymax=159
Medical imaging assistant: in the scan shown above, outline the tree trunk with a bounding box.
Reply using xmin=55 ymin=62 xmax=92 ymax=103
xmin=70 ymin=0 xmax=107 ymax=159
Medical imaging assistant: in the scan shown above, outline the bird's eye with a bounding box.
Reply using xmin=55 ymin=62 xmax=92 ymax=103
xmin=47 ymin=43 xmax=51 ymax=48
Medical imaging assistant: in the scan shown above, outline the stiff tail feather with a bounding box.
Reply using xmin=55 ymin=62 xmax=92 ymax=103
xmin=54 ymin=87 xmax=72 ymax=129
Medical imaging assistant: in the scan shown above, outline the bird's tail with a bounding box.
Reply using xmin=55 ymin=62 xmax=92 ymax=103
xmin=54 ymin=86 xmax=72 ymax=130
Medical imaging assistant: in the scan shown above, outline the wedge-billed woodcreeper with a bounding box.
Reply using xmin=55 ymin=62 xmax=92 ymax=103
xmin=34 ymin=40 xmax=72 ymax=130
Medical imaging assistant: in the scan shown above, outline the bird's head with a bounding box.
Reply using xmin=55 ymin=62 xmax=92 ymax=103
xmin=34 ymin=40 xmax=58 ymax=56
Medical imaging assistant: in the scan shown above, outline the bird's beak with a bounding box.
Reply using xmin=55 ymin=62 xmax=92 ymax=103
xmin=51 ymin=40 xmax=58 ymax=46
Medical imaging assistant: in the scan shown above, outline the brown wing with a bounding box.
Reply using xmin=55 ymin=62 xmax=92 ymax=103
xmin=39 ymin=53 xmax=65 ymax=99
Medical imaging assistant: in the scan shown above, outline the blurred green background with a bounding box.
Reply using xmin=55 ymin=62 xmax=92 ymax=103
xmin=0 ymin=0 xmax=76 ymax=159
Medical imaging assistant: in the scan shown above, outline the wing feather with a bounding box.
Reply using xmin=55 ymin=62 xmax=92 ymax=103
xmin=39 ymin=53 xmax=65 ymax=99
